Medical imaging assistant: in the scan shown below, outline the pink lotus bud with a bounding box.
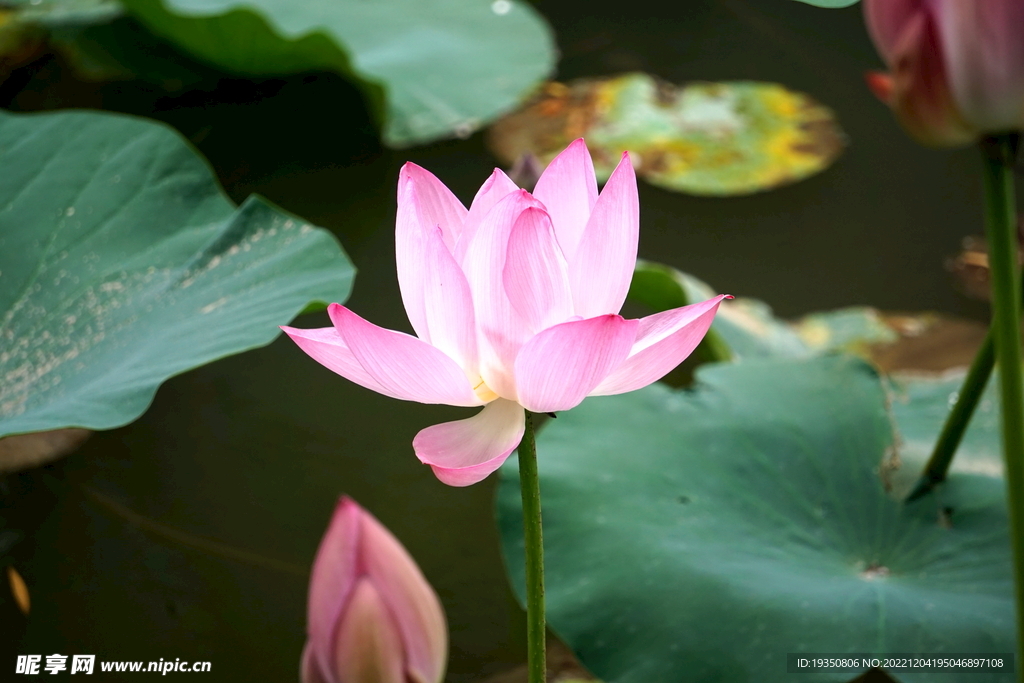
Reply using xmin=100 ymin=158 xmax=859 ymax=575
xmin=864 ymin=0 xmax=1024 ymax=146
xmin=301 ymin=498 xmax=447 ymax=683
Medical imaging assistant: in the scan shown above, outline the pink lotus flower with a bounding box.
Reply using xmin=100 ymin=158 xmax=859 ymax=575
xmin=864 ymin=0 xmax=1024 ymax=146
xmin=283 ymin=140 xmax=726 ymax=486
xmin=301 ymin=497 xmax=447 ymax=683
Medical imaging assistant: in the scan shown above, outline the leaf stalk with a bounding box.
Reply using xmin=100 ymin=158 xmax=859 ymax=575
xmin=978 ymin=135 xmax=1024 ymax=679
xmin=906 ymin=327 xmax=996 ymax=502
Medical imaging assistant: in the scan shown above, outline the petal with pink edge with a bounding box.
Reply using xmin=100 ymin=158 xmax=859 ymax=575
xmin=359 ymin=509 xmax=448 ymax=683
xmin=333 ymin=579 xmax=406 ymax=683
xmin=455 ymin=168 xmax=521 ymax=263
xmin=307 ymin=498 xmax=361 ymax=681
xmin=883 ymin=9 xmax=975 ymax=146
xmin=864 ymin=0 xmax=923 ymax=65
xmin=514 ymin=315 xmax=638 ymax=413
xmin=281 ymin=325 xmax=392 ymax=399
xmin=460 ymin=190 xmax=542 ymax=399
xmin=396 ymin=163 xmax=469 ymax=340
xmin=329 ymin=305 xmax=480 ymax=407
xmin=532 ymin=138 xmax=598 ymax=261
xmin=932 ymin=0 xmax=1024 ymax=131
xmin=569 ymin=153 xmax=640 ymax=319
xmin=502 ymin=207 xmax=574 ymax=334
xmin=414 ymin=399 xmax=526 ymax=487
xmin=397 ymin=162 xmax=468 ymax=249
xmin=591 ymin=296 xmax=726 ymax=397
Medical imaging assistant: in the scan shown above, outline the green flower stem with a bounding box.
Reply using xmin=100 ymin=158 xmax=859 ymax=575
xmin=518 ymin=411 xmax=546 ymax=683
xmin=906 ymin=327 xmax=996 ymax=502
xmin=979 ymin=134 xmax=1024 ymax=677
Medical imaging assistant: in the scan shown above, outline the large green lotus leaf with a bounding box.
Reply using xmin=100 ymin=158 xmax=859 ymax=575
xmin=497 ymin=356 xmax=1014 ymax=683
xmin=628 ymin=260 xmax=896 ymax=360
xmin=0 ymin=109 xmax=354 ymax=439
xmin=116 ymin=0 xmax=556 ymax=147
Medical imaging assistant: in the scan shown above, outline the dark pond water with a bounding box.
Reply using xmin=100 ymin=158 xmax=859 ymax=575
xmin=1 ymin=0 xmax=996 ymax=680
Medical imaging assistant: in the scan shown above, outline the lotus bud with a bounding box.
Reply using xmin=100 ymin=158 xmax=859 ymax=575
xmin=864 ymin=0 xmax=1024 ymax=146
xmin=301 ymin=497 xmax=447 ymax=683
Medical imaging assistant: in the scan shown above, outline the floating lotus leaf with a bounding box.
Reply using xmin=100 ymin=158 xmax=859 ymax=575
xmin=488 ymin=73 xmax=845 ymax=196
xmin=497 ymin=356 xmax=1014 ymax=683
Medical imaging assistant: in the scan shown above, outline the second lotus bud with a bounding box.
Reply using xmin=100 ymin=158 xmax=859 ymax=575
xmin=301 ymin=497 xmax=447 ymax=683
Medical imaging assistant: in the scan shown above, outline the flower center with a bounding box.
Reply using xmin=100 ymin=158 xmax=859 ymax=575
xmin=473 ymin=378 xmax=499 ymax=403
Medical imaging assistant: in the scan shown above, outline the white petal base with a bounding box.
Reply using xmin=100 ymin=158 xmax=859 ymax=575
xmin=413 ymin=399 xmax=526 ymax=486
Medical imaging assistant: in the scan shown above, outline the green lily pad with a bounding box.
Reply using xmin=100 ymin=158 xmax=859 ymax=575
xmin=115 ymin=0 xmax=555 ymax=147
xmin=628 ymin=260 xmax=896 ymax=360
xmin=0 ymin=109 xmax=354 ymax=439
xmin=497 ymin=356 xmax=1014 ymax=682
xmin=487 ymin=74 xmax=845 ymax=196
